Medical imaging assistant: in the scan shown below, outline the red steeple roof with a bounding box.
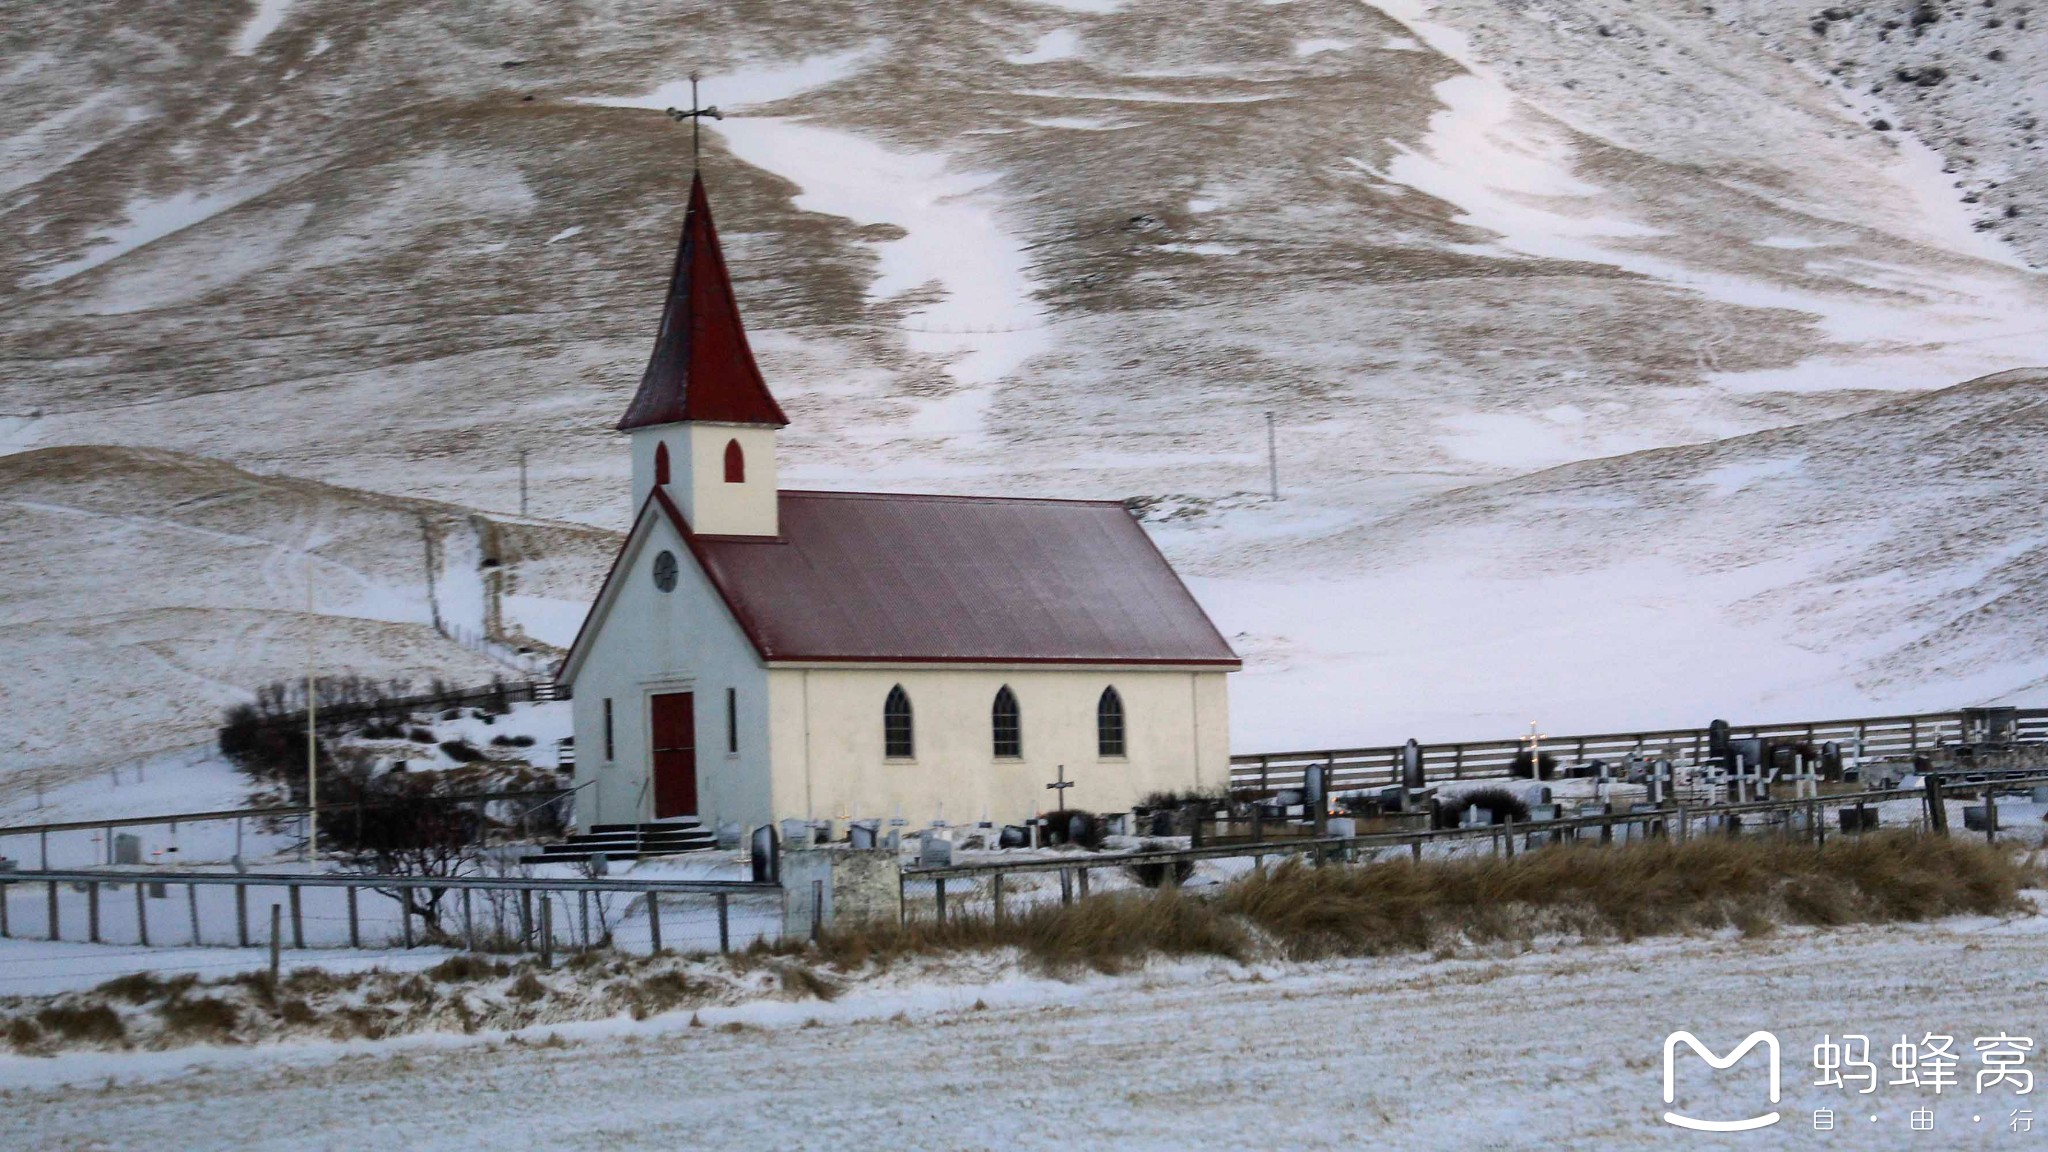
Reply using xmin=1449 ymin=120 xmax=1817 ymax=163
xmin=617 ymin=174 xmax=789 ymax=431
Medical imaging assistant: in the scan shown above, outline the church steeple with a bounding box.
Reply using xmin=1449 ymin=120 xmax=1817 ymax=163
xmin=618 ymin=174 xmax=788 ymax=431
xmin=622 ymin=167 xmax=785 ymax=538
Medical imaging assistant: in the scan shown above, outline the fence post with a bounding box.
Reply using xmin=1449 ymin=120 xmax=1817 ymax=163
xmin=401 ymin=888 xmax=415 ymax=949
xmin=188 ymin=884 xmax=201 ymax=945
xmin=717 ymin=892 xmax=730 ymax=954
xmin=236 ymin=885 xmax=249 ymax=947
xmin=810 ymin=879 xmax=824 ymax=942
xmin=519 ymin=889 xmax=533 ymax=951
xmin=269 ymin=904 xmax=281 ymax=984
xmin=540 ymin=896 xmax=554 ymax=969
xmin=87 ymin=881 xmax=100 ymax=943
xmin=1078 ymin=868 xmax=1090 ymax=899
xmin=135 ymin=883 xmax=148 ymax=947
xmin=289 ymin=885 xmax=304 ymax=949
xmin=1411 ymin=835 xmax=1422 ymax=863
xmin=1985 ymin=788 xmax=1998 ymax=846
xmin=347 ymin=886 xmax=360 ymax=948
xmin=1060 ymin=868 xmax=1073 ymax=906
xmin=648 ymin=893 xmax=663 ymax=953
xmin=1 ymin=879 xmax=9 ymax=938
xmin=462 ymin=889 xmax=475 ymax=952
xmin=47 ymin=879 xmax=58 ymax=941
xmin=992 ymin=873 xmax=1006 ymax=924
xmin=1924 ymin=773 xmax=1949 ymax=837
xmin=935 ymin=877 xmax=947 ymax=922
xmin=1504 ymin=817 xmax=1516 ymax=859
xmin=580 ymin=890 xmax=592 ymax=949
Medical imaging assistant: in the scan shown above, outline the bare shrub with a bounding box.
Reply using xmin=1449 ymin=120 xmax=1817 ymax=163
xmin=159 ymin=997 xmax=239 ymax=1039
xmin=35 ymin=1004 xmax=124 ymax=1044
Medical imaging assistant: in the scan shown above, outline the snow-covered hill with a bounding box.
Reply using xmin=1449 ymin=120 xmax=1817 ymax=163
xmin=0 ymin=446 xmax=613 ymax=793
xmin=2 ymin=0 xmax=2045 ymax=770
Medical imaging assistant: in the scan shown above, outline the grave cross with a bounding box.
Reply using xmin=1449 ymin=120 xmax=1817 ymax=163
xmin=665 ymin=73 xmax=724 ymax=166
xmin=1046 ymin=764 xmax=1074 ymax=805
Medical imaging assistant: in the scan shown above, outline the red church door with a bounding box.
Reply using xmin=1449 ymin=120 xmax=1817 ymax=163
xmin=649 ymin=692 xmax=697 ymax=819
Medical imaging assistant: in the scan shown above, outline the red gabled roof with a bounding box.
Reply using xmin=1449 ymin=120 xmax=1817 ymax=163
xmin=617 ymin=173 xmax=789 ymax=431
xmin=665 ymin=490 xmax=1241 ymax=667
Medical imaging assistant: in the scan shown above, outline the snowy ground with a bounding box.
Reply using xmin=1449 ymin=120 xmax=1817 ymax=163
xmin=7 ymin=914 xmax=2048 ymax=1149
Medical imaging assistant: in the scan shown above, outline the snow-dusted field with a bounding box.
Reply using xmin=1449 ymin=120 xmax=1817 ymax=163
xmin=7 ymin=914 xmax=2047 ymax=1149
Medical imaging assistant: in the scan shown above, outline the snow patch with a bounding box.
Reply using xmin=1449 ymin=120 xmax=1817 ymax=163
xmin=709 ymin=118 xmax=1049 ymax=436
xmin=23 ymin=189 xmax=266 ymax=289
xmin=233 ymin=0 xmax=295 ymax=56
xmin=1294 ymin=38 xmax=1353 ymax=57
xmin=573 ymin=44 xmax=883 ymax=115
xmin=1007 ymin=28 xmax=1083 ymax=65
xmin=543 ymin=225 xmax=584 ymax=245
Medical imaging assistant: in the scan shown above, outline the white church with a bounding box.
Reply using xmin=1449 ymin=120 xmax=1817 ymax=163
xmin=557 ymin=173 xmax=1239 ymax=836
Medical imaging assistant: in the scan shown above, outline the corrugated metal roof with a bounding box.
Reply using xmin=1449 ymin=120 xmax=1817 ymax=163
xmin=618 ymin=174 xmax=789 ymax=431
xmin=673 ymin=491 xmax=1240 ymax=666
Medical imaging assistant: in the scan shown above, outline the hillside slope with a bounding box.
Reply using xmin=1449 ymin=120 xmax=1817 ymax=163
xmin=0 ymin=446 xmax=614 ymax=790
xmin=1 ymin=0 xmax=2044 ymax=762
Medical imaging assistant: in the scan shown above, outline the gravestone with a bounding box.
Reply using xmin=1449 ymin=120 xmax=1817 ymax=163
xmin=1303 ymin=764 xmax=1328 ymax=811
xmin=750 ymin=824 xmax=779 ymax=884
xmin=1106 ymin=813 xmax=1130 ymax=837
xmin=999 ymin=825 xmax=1030 ymax=849
xmin=1067 ymin=813 xmax=1091 ymax=843
xmin=1707 ymin=719 xmax=1732 ymax=762
xmin=1327 ymin=817 xmax=1357 ymax=839
xmin=1821 ymin=742 xmax=1845 ymax=781
xmin=1149 ymin=810 xmax=1174 ymax=837
xmin=1460 ymin=804 xmax=1491 ymax=828
xmin=780 ymin=818 xmax=809 ymax=846
xmin=849 ymin=822 xmax=877 ymax=850
xmin=919 ymin=836 xmax=953 ymax=867
xmin=812 ymin=821 xmax=834 ymax=846
xmin=1401 ymin=739 xmax=1425 ymax=792
xmin=113 ymin=833 xmax=141 ymax=865
xmin=1521 ymin=785 xmax=1552 ymax=807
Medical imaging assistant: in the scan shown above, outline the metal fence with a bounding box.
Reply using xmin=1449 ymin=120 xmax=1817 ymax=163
xmin=0 ymin=789 xmax=576 ymax=871
xmin=0 ymin=868 xmax=780 ymax=962
xmin=1227 ymin=708 xmax=2048 ymax=797
xmin=898 ymin=774 xmax=2047 ymax=924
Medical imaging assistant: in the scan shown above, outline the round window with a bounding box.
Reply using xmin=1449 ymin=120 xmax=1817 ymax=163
xmin=652 ymin=550 xmax=678 ymax=592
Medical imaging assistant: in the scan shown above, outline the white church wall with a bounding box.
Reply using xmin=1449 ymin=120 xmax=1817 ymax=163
xmin=763 ymin=666 xmax=1230 ymax=827
xmin=569 ymin=511 xmax=773 ymax=829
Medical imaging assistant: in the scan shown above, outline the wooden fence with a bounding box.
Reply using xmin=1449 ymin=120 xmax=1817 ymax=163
xmin=1228 ymin=708 xmax=2048 ymax=798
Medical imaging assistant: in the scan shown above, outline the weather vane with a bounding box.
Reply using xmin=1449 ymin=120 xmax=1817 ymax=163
xmin=665 ymin=72 xmax=723 ymax=168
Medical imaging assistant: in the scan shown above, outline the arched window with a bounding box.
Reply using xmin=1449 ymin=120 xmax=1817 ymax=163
xmin=1097 ymin=686 xmax=1125 ymax=758
xmin=724 ymin=439 xmax=745 ymax=483
xmin=884 ymin=685 xmax=914 ymax=759
xmin=991 ymin=686 xmax=1021 ymax=758
xmin=653 ymin=442 xmax=671 ymax=486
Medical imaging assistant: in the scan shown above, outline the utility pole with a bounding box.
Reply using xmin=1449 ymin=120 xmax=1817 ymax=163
xmin=518 ymin=449 xmax=529 ymax=518
xmin=304 ymin=563 xmax=318 ymax=864
xmin=1266 ymin=411 xmax=1279 ymax=501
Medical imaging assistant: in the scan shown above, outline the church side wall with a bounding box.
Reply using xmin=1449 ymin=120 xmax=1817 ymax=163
xmin=762 ymin=667 xmax=1231 ymax=827
xmin=569 ymin=513 xmax=773 ymax=830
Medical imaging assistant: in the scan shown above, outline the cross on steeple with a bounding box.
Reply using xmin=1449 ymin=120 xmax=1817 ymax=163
xmin=666 ymin=72 xmax=723 ymax=168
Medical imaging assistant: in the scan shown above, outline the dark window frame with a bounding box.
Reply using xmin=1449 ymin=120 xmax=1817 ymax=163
xmin=884 ymin=685 xmax=914 ymax=759
xmin=602 ymin=697 xmax=615 ymax=761
xmin=654 ymin=442 xmax=671 ymax=486
xmin=724 ymin=439 xmax=745 ymax=484
xmin=992 ymin=685 xmax=1021 ymax=759
xmin=1097 ymin=686 xmax=1126 ymax=758
xmin=726 ymin=687 xmax=739 ymax=754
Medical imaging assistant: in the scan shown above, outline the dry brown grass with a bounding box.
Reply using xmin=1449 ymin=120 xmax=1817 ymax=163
xmin=817 ymin=831 xmax=2028 ymax=970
